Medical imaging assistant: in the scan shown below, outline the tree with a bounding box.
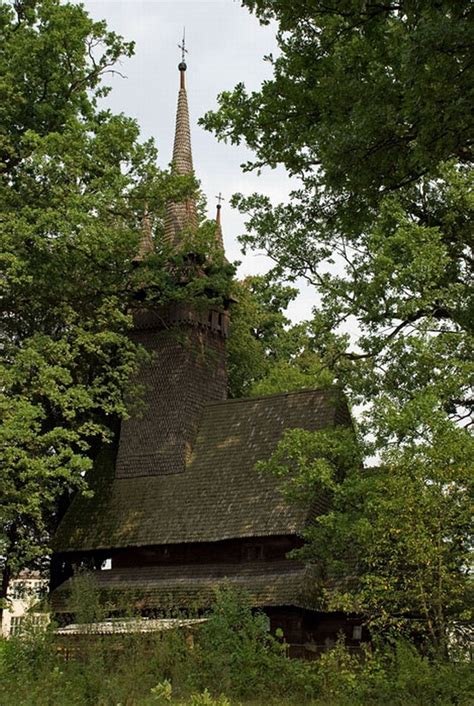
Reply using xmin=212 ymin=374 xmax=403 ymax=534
xmin=204 ymin=1 xmax=472 ymax=224
xmin=259 ymin=421 xmax=473 ymax=651
xmin=0 ymin=0 xmax=232 ymax=620
xmin=0 ymin=0 xmax=145 ymax=619
xmin=227 ymin=274 xmax=332 ymax=397
xmin=202 ymin=0 xmax=474 ymax=649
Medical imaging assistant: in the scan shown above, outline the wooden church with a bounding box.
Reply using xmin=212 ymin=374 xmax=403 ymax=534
xmin=51 ymin=58 xmax=363 ymax=654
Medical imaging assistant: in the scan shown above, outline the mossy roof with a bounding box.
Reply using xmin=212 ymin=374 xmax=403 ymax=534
xmin=52 ymin=561 xmax=319 ymax=612
xmin=53 ymin=388 xmax=350 ymax=553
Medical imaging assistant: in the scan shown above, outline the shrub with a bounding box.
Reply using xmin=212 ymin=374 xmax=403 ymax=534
xmin=190 ymin=587 xmax=311 ymax=701
xmin=310 ymin=639 xmax=474 ymax=706
xmin=0 ymin=584 xmax=472 ymax=705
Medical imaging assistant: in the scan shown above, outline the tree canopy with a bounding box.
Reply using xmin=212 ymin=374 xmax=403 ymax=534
xmin=259 ymin=422 xmax=473 ymax=649
xmin=202 ymin=0 xmax=473 ymax=440
xmin=202 ymin=0 xmax=474 ymax=647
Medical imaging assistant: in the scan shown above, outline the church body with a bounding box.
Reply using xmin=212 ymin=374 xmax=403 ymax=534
xmin=51 ymin=61 xmax=362 ymax=655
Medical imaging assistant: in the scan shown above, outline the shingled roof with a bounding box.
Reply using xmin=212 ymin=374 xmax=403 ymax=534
xmin=52 ymin=561 xmax=320 ymax=613
xmin=53 ymin=388 xmax=350 ymax=553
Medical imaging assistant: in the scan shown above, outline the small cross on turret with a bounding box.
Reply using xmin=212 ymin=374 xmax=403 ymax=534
xmin=215 ymin=192 xmax=225 ymax=224
xmin=178 ymin=28 xmax=188 ymax=74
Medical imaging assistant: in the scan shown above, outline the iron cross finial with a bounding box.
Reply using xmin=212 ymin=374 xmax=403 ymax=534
xmin=178 ymin=28 xmax=188 ymax=63
xmin=216 ymin=192 xmax=225 ymax=207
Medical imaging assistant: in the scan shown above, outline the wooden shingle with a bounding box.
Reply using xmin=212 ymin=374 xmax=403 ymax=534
xmin=52 ymin=561 xmax=318 ymax=612
xmin=53 ymin=388 xmax=349 ymax=553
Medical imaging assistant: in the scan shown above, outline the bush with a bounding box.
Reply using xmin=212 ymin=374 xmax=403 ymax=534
xmin=0 ymin=585 xmax=472 ymax=705
xmin=189 ymin=587 xmax=311 ymax=701
xmin=310 ymin=638 xmax=474 ymax=706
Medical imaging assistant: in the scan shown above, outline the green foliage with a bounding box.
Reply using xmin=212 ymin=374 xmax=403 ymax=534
xmin=257 ymin=427 xmax=360 ymax=502
xmin=1 ymin=588 xmax=473 ymax=705
xmin=65 ymin=570 xmax=109 ymax=625
xmin=204 ymin=2 xmax=472 ymax=215
xmin=0 ymin=0 xmax=154 ymax=603
xmin=250 ymin=352 xmax=333 ymax=397
xmin=202 ymin=0 xmax=473 ymax=427
xmin=227 ymin=275 xmax=332 ymax=398
xmin=227 ymin=275 xmax=297 ymax=397
xmin=192 ymin=587 xmax=306 ymax=700
xmin=308 ymin=638 xmax=474 ymax=706
xmin=184 ymin=691 xmax=231 ymax=706
xmin=0 ymin=0 xmax=234 ymax=606
xmin=259 ymin=424 xmax=473 ymax=649
xmin=150 ymin=679 xmax=173 ymax=703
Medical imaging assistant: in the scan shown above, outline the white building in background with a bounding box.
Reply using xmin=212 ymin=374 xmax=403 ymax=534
xmin=2 ymin=571 xmax=48 ymax=637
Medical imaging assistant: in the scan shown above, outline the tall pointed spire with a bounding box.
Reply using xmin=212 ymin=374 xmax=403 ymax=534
xmin=164 ymin=34 xmax=198 ymax=247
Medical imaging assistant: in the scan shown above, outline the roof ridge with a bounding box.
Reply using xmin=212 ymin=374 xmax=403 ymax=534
xmin=206 ymin=386 xmax=342 ymax=407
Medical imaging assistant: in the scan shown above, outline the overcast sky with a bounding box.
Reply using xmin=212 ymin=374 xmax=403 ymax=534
xmin=82 ymin=0 xmax=313 ymax=321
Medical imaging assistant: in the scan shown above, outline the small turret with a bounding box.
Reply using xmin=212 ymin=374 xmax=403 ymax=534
xmin=134 ymin=209 xmax=154 ymax=262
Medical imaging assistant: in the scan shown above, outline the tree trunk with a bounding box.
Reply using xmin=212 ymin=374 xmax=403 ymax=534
xmin=0 ymin=564 xmax=12 ymax=633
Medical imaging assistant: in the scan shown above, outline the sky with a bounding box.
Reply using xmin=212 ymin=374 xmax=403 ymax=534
xmin=82 ymin=0 xmax=314 ymax=322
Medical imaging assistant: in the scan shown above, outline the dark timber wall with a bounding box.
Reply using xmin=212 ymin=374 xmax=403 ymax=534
xmin=115 ymin=303 xmax=228 ymax=479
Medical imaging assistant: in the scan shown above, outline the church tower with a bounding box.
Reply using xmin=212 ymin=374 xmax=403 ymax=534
xmin=52 ymin=47 xmax=356 ymax=655
xmin=115 ymin=58 xmax=230 ymax=480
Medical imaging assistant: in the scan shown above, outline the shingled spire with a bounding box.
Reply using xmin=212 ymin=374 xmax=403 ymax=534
xmin=164 ymin=47 xmax=198 ymax=247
